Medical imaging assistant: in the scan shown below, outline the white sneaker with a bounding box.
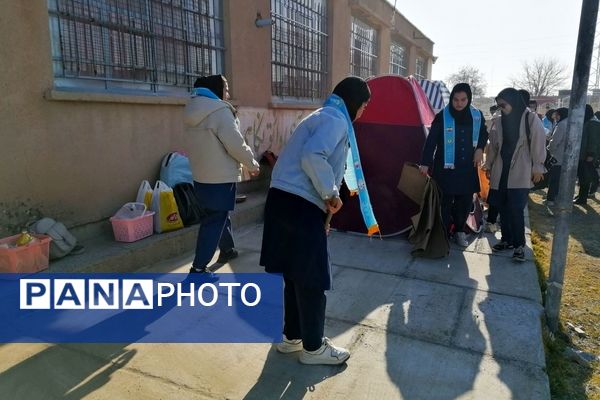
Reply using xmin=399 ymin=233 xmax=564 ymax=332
xmin=299 ymin=337 xmax=350 ymax=365
xmin=276 ymin=335 xmax=303 ymax=353
xmin=484 ymin=222 xmax=498 ymax=233
xmin=455 ymin=232 xmax=469 ymax=247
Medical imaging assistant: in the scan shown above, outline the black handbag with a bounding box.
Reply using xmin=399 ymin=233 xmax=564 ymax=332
xmin=544 ymin=152 xmax=558 ymax=170
xmin=172 ymin=183 xmax=207 ymax=226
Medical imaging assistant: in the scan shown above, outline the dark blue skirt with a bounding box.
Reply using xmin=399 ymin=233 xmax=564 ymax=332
xmin=260 ymin=188 xmax=332 ymax=290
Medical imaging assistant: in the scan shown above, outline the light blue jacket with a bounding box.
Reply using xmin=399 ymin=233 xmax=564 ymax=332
xmin=271 ymin=106 xmax=349 ymax=212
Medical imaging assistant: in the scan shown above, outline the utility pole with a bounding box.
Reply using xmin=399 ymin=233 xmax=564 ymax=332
xmin=546 ymin=0 xmax=599 ymax=333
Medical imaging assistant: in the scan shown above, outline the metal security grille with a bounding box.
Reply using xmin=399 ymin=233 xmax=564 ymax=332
xmin=48 ymin=0 xmax=224 ymax=92
xmin=271 ymin=0 xmax=328 ymax=101
xmin=350 ymin=16 xmax=377 ymax=79
xmin=415 ymin=57 xmax=426 ymax=80
xmin=389 ymin=41 xmax=407 ymax=76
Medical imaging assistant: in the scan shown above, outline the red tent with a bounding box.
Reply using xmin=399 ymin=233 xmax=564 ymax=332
xmin=331 ymin=75 xmax=435 ymax=235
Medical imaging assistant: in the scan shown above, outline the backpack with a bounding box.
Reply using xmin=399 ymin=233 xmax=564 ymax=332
xmin=172 ymin=183 xmax=206 ymax=226
xmin=160 ymin=152 xmax=194 ymax=188
xmin=29 ymin=218 xmax=79 ymax=260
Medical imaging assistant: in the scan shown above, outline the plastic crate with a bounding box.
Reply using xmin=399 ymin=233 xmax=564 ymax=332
xmin=0 ymin=234 xmax=52 ymax=273
xmin=110 ymin=211 xmax=155 ymax=242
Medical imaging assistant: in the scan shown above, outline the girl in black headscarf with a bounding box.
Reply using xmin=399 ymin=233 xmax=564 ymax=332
xmin=184 ymin=74 xmax=260 ymax=274
xmin=420 ymin=83 xmax=488 ymax=247
xmin=575 ymin=104 xmax=600 ymax=204
xmin=546 ymin=107 xmax=570 ymax=204
xmin=485 ymin=87 xmax=546 ymax=262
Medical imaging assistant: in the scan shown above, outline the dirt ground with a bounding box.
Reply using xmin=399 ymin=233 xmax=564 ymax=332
xmin=529 ymin=190 xmax=600 ymax=400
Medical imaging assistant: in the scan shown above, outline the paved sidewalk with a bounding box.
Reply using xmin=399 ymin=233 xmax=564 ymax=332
xmin=0 ymin=223 xmax=550 ymax=400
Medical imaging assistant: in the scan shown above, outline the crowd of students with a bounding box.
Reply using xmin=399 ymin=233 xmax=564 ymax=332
xmin=181 ymin=74 xmax=598 ymax=366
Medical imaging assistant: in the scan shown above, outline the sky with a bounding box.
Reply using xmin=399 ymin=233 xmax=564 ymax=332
xmin=392 ymin=0 xmax=585 ymax=97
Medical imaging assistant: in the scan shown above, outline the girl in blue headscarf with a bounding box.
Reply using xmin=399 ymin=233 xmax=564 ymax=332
xmin=419 ymin=83 xmax=488 ymax=247
xmin=260 ymin=76 xmax=371 ymax=366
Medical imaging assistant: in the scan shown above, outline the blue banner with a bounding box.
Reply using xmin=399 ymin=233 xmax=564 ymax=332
xmin=0 ymin=273 xmax=283 ymax=343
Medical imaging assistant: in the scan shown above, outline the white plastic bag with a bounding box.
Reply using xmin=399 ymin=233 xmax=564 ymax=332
xmin=113 ymin=202 xmax=147 ymax=220
xmin=136 ymin=180 xmax=153 ymax=209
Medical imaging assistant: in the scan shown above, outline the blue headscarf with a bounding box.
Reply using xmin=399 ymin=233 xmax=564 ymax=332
xmin=192 ymin=87 xmax=220 ymax=100
xmin=323 ymin=94 xmax=379 ymax=236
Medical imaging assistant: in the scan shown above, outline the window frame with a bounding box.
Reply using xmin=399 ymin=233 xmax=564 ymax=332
xmin=47 ymin=0 xmax=225 ymax=95
xmin=349 ymin=16 xmax=378 ymax=79
xmin=270 ymin=0 xmax=329 ymax=102
xmin=415 ymin=56 xmax=427 ymax=80
xmin=389 ymin=41 xmax=407 ymax=76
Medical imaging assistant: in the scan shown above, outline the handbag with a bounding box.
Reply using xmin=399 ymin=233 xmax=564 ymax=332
xmin=173 ymin=183 xmax=207 ymax=226
xmin=544 ymin=152 xmax=558 ymax=170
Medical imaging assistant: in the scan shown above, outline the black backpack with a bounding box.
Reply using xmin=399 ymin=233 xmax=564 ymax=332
xmin=172 ymin=183 xmax=206 ymax=226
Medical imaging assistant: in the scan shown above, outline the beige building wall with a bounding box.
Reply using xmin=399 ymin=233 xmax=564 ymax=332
xmin=0 ymin=0 xmax=434 ymax=230
xmin=0 ymin=2 xmax=188 ymax=229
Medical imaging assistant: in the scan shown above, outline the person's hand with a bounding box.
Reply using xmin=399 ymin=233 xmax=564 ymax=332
xmin=586 ymin=156 xmax=594 ymax=162
xmin=473 ymin=149 xmax=484 ymax=167
xmin=249 ymin=168 xmax=260 ymax=177
xmin=532 ymin=172 xmax=544 ymax=184
xmin=325 ymin=197 xmax=343 ymax=214
xmin=419 ymin=165 xmax=429 ymax=176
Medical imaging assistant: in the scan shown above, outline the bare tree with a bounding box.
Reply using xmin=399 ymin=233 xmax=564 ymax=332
xmin=446 ymin=66 xmax=487 ymax=97
xmin=511 ymin=58 xmax=568 ymax=96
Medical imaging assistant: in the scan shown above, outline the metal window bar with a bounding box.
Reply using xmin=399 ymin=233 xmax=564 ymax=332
xmin=389 ymin=41 xmax=407 ymax=76
xmin=271 ymin=0 xmax=328 ymax=101
xmin=350 ymin=16 xmax=377 ymax=79
xmin=47 ymin=0 xmax=224 ymax=92
xmin=415 ymin=57 xmax=426 ymax=80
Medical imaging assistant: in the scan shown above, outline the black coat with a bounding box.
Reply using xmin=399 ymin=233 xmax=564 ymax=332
xmin=420 ymin=110 xmax=488 ymax=195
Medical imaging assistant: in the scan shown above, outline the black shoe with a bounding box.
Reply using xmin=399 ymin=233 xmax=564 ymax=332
xmin=235 ymin=195 xmax=247 ymax=204
xmin=217 ymin=249 xmax=238 ymax=263
xmin=574 ymin=198 xmax=587 ymax=205
xmin=512 ymin=246 xmax=526 ymax=262
xmin=187 ymin=266 xmax=218 ymax=283
xmin=492 ymin=241 xmax=514 ymax=252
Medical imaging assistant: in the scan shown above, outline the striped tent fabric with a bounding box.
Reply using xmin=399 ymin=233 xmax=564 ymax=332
xmin=418 ymin=79 xmax=451 ymax=113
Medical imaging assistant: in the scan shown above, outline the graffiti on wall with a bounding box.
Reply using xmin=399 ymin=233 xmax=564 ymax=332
xmin=238 ymin=107 xmax=311 ymax=159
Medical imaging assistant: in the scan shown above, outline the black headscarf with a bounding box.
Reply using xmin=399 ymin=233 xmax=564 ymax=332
xmin=585 ymin=104 xmax=594 ymax=122
xmin=545 ymin=109 xmax=555 ymax=120
xmin=449 ymin=83 xmax=473 ymax=124
xmin=496 ymin=88 xmax=526 ymax=133
xmin=556 ymin=107 xmax=569 ymax=122
xmin=332 ymin=76 xmax=371 ymax=121
xmin=194 ymin=75 xmax=225 ymax=100
xmin=518 ymin=89 xmax=531 ymax=106
xmin=496 ymin=88 xmax=526 ymax=164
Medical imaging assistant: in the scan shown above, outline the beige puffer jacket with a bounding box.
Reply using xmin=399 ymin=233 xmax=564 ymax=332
xmin=484 ymin=110 xmax=546 ymax=190
xmin=183 ymin=96 xmax=259 ymax=183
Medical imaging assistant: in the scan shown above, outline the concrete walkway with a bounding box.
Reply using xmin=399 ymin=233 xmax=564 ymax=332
xmin=0 ymin=222 xmax=550 ymax=399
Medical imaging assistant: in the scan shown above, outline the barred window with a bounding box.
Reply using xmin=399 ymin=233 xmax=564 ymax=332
xmin=389 ymin=41 xmax=407 ymax=76
xmin=415 ymin=57 xmax=426 ymax=80
xmin=47 ymin=0 xmax=224 ymax=93
xmin=271 ymin=0 xmax=328 ymax=101
xmin=350 ymin=16 xmax=377 ymax=79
